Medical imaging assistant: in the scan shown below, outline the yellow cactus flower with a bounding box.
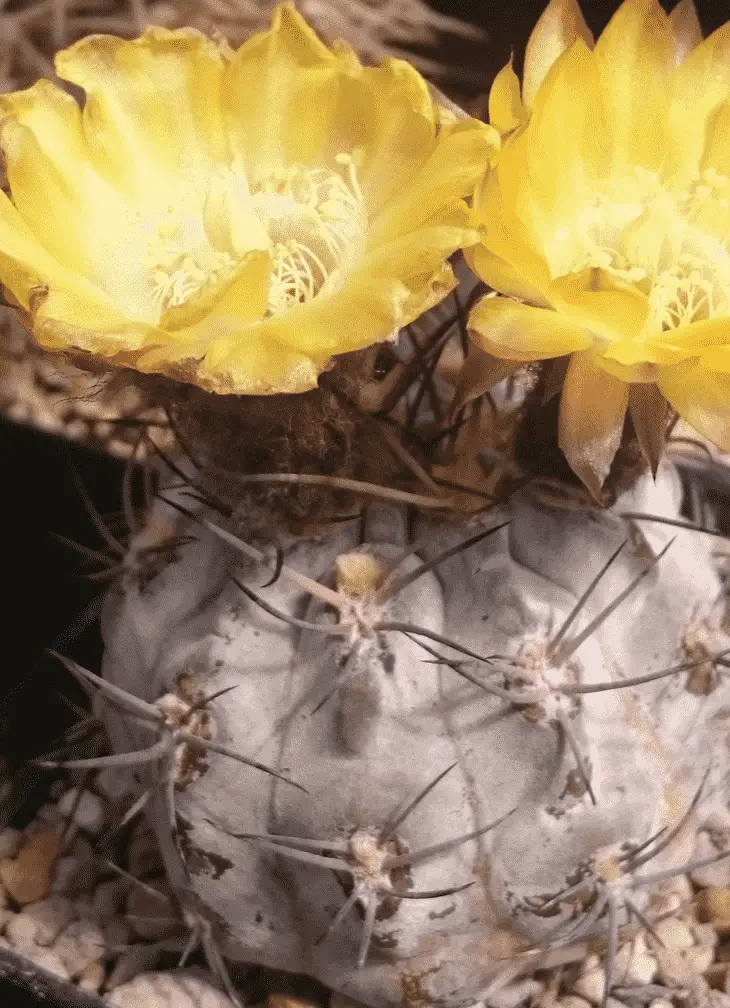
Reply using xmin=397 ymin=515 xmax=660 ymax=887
xmin=0 ymin=4 xmax=497 ymax=395
xmin=468 ymin=0 xmax=730 ymax=494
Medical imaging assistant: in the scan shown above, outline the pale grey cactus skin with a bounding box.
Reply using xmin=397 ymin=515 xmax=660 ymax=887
xmin=97 ymin=459 xmax=730 ymax=1008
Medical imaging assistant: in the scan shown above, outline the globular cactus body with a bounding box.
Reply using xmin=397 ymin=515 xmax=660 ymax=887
xmin=98 ymin=461 xmax=730 ymax=1008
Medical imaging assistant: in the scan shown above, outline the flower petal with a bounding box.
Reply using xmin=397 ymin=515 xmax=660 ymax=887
xmin=489 ymin=59 xmax=524 ymax=133
xmin=55 ymin=27 xmax=229 ymax=209
xmin=549 ymin=270 xmax=650 ymax=343
xmin=693 ymin=344 xmax=730 ymax=371
xmin=468 ymin=294 xmax=592 ymax=361
xmin=522 ymin=0 xmax=593 ymax=110
xmin=558 ymin=349 xmax=629 ymax=497
xmin=524 ymin=39 xmax=606 ymax=231
xmin=367 ymin=118 xmax=497 ymax=245
xmin=667 ymin=19 xmax=730 ymax=184
xmin=0 ymin=115 xmax=153 ymax=320
xmin=451 ymin=344 xmax=523 ymax=414
xmin=659 ymin=361 xmax=730 ymax=449
xmin=593 ymin=0 xmax=675 ymax=175
xmin=470 ymin=161 xmax=554 ymax=303
xmin=668 ymin=0 xmax=703 ymax=64
xmin=222 ymin=2 xmax=350 ymax=186
xmin=465 ymin=244 xmax=551 ymax=307
xmin=628 ymin=382 xmax=669 ymax=475
xmin=701 ymin=95 xmax=730 ymax=178
xmin=30 ymin=286 xmax=161 ymax=356
xmin=0 ymin=187 xmax=105 ymax=310
xmin=354 ymin=59 xmax=436 ymax=215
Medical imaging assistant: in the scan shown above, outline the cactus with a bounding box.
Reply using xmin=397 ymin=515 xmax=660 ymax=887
xmin=61 ymin=444 xmax=725 ymax=1008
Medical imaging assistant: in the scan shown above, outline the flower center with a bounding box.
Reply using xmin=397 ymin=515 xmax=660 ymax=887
xmin=144 ymin=153 xmax=365 ymax=320
xmin=254 ymin=153 xmax=364 ymax=316
xmin=552 ymin=165 xmax=730 ymax=336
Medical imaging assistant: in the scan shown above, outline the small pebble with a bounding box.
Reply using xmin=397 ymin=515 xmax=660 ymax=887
xmin=653 ymin=917 xmax=695 ymax=950
xmin=614 ymin=933 xmax=657 ymax=985
xmin=92 ymin=768 xmax=139 ymax=805
xmin=5 ymin=912 xmax=39 ymax=949
xmin=693 ymin=834 xmax=730 ymax=888
xmin=570 ymin=954 xmax=606 ymax=1005
xmin=482 ymin=979 xmax=544 ymax=1007
xmin=77 ymin=958 xmax=106 ymax=994
xmin=647 ymin=1001 xmax=673 ymax=1008
xmin=687 ymin=943 xmax=716 ymax=975
xmin=649 ymin=873 xmax=693 ymax=917
xmin=105 ymin=942 xmax=165 ymax=991
xmin=0 ymin=831 xmax=60 ymax=905
xmin=22 ymin=895 xmax=75 ymax=946
xmin=53 ymin=918 xmax=106 ymax=978
xmin=107 ymin=970 xmax=238 ymax=1007
xmin=91 ymin=877 xmax=127 ymax=920
xmin=557 ymin=998 xmax=593 ymax=1008
xmin=57 ymin=789 xmax=106 ymax=836
xmin=699 ymin=888 xmax=730 ymax=933
xmin=33 ymin=803 xmax=63 ymax=826
xmin=19 ymin=945 xmax=70 ymax=981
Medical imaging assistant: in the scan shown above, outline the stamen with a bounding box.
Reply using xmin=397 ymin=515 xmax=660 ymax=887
xmin=555 ymin=168 xmax=730 ymax=339
xmin=145 ymin=154 xmax=365 ymax=318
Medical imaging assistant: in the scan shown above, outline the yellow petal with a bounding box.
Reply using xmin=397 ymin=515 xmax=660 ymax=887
xmin=468 ymin=294 xmax=592 ymax=361
xmin=55 ymin=27 xmax=229 ymax=209
xmin=659 ymin=317 xmax=730 ymax=348
xmin=470 ymin=161 xmax=554 ymax=303
xmin=522 ymin=0 xmax=593 ymax=110
xmin=558 ymin=350 xmax=630 ymax=497
xmin=549 ymin=270 xmax=650 ymax=343
xmin=488 ymin=59 xmax=524 ymax=133
xmin=223 ymin=3 xmax=351 ymax=186
xmin=367 ymin=118 xmax=497 ymax=244
xmin=465 ymin=244 xmax=551 ymax=307
xmin=666 ymin=20 xmax=730 ymax=185
xmin=594 ymin=0 xmax=675 ymax=175
xmin=354 ymin=59 xmax=436 ymax=215
xmin=0 ymin=116 xmax=153 ymax=320
xmin=205 ymin=340 xmax=325 ymax=394
xmin=158 ymin=251 xmax=270 ymax=331
xmin=668 ymin=0 xmax=703 ymax=64
xmin=701 ymin=95 xmax=730 ymax=178
xmin=0 ymin=187 xmax=104 ymax=310
xmin=0 ymin=81 xmax=89 ymax=181
xmin=524 ymin=40 xmax=606 ymax=231
xmin=659 ymin=361 xmax=730 ymax=449
xmin=694 ymin=344 xmax=730 ymax=371
xmin=599 ymin=338 xmax=696 ymax=369
xmin=30 ymin=286 xmax=161 ymax=356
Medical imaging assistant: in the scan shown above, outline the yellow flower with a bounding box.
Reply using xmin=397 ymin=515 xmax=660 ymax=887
xmin=468 ymin=0 xmax=730 ymax=494
xmin=0 ymin=4 xmax=497 ymax=395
